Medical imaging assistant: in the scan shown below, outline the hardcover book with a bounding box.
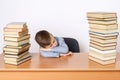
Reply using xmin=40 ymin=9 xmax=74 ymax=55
xmin=4 ymin=34 xmax=30 ymax=42
xmin=4 ymin=26 xmax=27 ymax=32
xmin=3 ymin=42 xmax=30 ymax=53
xmin=89 ymin=55 xmax=115 ymax=65
xmin=89 ymin=23 xmax=118 ymax=30
xmin=87 ymin=12 xmax=117 ymax=18
xmin=90 ymin=43 xmax=116 ymax=51
xmin=90 ymin=28 xmax=118 ymax=33
xmin=4 ymin=39 xmax=29 ymax=46
xmin=90 ymin=37 xmax=117 ymax=44
xmin=6 ymin=22 xmax=27 ymax=28
xmin=5 ymin=55 xmax=31 ymax=65
xmin=89 ymin=47 xmax=117 ymax=60
xmin=4 ymin=50 xmax=29 ymax=58
xmin=88 ymin=20 xmax=117 ymax=25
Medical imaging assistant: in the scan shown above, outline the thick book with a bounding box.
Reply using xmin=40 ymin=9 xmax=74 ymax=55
xmin=89 ymin=55 xmax=116 ymax=65
xmin=89 ymin=47 xmax=117 ymax=54
xmin=88 ymin=17 xmax=117 ymax=21
xmin=4 ymin=29 xmax=28 ymax=36
xmin=89 ymin=23 xmax=118 ymax=30
xmin=89 ymin=48 xmax=117 ymax=60
xmin=90 ymin=28 xmax=118 ymax=34
xmin=90 ymin=43 xmax=116 ymax=51
xmin=4 ymin=30 xmax=28 ymax=37
xmin=4 ymin=49 xmax=28 ymax=55
xmin=89 ymin=31 xmax=119 ymax=37
xmin=6 ymin=22 xmax=27 ymax=28
xmin=4 ymin=34 xmax=30 ymax=42
xmin=90 ymin=36 xmax=117 ymax=44
xmin=88 ymin=20 xmax=117 ymax=25
xmin=4 ymin=26 xmax=27 ymax=32
xmin=90 ymin=41 xmax=117 ymax=47
xmin=3 ymin=44 xmax=30 ymax=53
xmin=4 ymin=38 xmax=29 ymax=46
xmin=89 ymin=53 xmax=116 ymax=61
xmin=5 ymin=55 xmax=31 ymax=65
xmin=5 ymin=43 xmax=30 ymax=49
xmin=89 ymin=33 xmax=117 ymax=40
xmin=87 ymin=12 xmax=117 ymax=18
xmin=4 ymin=52 xmax=30 ymax=61
xmin=4 ymin=50 xmax=29 ymax=58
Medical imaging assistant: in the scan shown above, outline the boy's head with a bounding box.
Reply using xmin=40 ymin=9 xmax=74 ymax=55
xmin=35 ymin=30 xmax=57 ymax=48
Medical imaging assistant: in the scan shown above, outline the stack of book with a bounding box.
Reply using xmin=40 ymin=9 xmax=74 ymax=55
xmin=3 ymin=22 xmax=31 ymax=65
xmin=87 ymin=12 xmax=118 ymax=65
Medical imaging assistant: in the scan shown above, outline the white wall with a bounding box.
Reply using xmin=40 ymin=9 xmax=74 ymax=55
xmin=0 ymin=0 xmax=120 ymax=53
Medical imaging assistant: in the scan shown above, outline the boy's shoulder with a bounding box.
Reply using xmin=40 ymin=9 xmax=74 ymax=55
xmin=54 ymin=37 xmax=64 ymax=41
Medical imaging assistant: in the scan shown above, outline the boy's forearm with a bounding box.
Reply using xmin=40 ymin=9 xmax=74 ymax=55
xmin=40 ymin=51 xmax=60 ymax=57
xmin=51 ymin=46 xmax=68 ymax=53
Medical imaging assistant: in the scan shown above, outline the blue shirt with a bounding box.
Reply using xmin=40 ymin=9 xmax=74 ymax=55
xmin=40 ymin=37 xmax=69 ymax=57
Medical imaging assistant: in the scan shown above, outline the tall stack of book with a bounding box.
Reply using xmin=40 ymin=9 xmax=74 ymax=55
xmin=3 ymin=22 xmax=31 ymax=65
xmin=87 ymin=12 xmax=118 ymax=65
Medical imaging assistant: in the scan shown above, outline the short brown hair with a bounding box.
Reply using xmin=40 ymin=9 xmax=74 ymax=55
xmin=35 ymin=30 xmax=51 ymax=48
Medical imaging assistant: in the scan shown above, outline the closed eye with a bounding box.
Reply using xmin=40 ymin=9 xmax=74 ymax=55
xmin=50 ymin=39 xmax=55 ymax=47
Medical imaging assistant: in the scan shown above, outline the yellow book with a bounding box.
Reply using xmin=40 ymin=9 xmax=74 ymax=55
xmin=3 ymin=44 xmax=30 ymax=53
xmin=4 ymin=29 xmax=28 ymax=36
xmin=89 ymin=33 xmax=117 ymax=39
xmin=90 ymin=41 xmax=117 ymax=47
xmin=6 ymin=22 xmax=27 ymax=28
xmin=90 ymin=36 xmax=117 ymax=43
xmin=5 ymin=55 xmax=31 ymax=65
xmin=90 ymin=28 xmax=118 ymax=33
xmin=89 ymin=56 xmax=115 ymax=65
xmin=4 ymin=52 xmax=30 ymax=62
xmin=90 ymin=43 xmax=116 ymax=51
xmin=89 ymin=23 xmax=118 ymax=30
xmin=88 ymin=17 xmax=117 ymax=21
xmin=4 ymin=51 xmax=29 ymax=58
xmin=89 ymin=47 xmax=117 ymax=60
xmin=4 ymin=26 xmax=27 ymax=32
xmin=88 ymin=20 xmax=117 ymax=25
xmin=87 ymin=12 xmax=117 ymax=18
xmin=4 ymin=34 xmax=30 ymax=42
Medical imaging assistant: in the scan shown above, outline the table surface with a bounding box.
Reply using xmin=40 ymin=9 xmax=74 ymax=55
xmin=0 ymin=53 xmax=120 ymax=71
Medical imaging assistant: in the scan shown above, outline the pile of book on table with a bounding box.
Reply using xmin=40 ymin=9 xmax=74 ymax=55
xmin=87 ymin=12 xmax=118 ymax=65
xmin=3 ymin=22 xmax=31 ymax=65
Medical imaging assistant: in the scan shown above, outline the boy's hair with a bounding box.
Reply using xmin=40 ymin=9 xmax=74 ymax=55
xmin=35 ymin=30 xmax=51 ymax=48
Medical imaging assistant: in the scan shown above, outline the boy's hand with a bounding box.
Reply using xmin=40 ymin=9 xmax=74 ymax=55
xmin=67 ymin=51 xmax=73 ymax=55
xmin=60 ymin=54 xmax=67 ymax=57
xmin=60 ymin=51 xmax=73 ymax=57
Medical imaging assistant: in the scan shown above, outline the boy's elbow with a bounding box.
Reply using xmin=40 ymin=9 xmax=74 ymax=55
xmin=62 ymin=48 xmax=69 ymax=53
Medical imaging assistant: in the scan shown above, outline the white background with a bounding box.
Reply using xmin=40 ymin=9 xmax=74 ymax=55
xmin=0 ymin=0 xmax=120 ymax=53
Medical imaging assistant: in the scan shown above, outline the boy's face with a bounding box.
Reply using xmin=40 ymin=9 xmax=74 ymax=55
xmin=45 ymin=34 xmax=58 ymax=49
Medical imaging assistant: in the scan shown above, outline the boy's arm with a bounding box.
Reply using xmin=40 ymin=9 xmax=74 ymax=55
xmin=51 ymin=37 xmax=69 ymax=54
xmin=40 ymin=51 xmax=73 ymax=57
xmin=40 ymin=51 xmax=60 ymax=57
